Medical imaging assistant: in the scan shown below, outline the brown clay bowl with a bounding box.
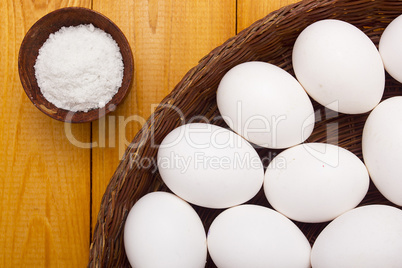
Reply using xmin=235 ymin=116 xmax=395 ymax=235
xmin=18 ymin=7 xmax=133 ymax=123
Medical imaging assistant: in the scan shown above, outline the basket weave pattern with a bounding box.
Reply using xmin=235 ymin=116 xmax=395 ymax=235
xmin=89 ymin=0 xmax=402 ymax=267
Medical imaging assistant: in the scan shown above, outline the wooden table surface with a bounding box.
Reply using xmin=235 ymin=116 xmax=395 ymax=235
xmin=1 ymin=0 xmax=298 ymax=266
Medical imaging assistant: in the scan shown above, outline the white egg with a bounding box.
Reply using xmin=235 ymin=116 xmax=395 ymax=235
xmin=207 ymin=205 xmax=311 ymax=268
xmin=293 ymin=19 xmax=385 ymax=114
xmin=380 ymin=15 xmax=402 ymax=83
xmin=216 ymin=61 xmax=315 ymax=149
xmin=264 ymin=143 xmax=369 ymax=223
xmin=311 ymin=205 xmax=402 ymax=268
xmin=123 ymin=192 xmax=207 ymax=268
xmin=157 ymin=123 xmax=264 ymax=209
xmin=362 ymin=96 xmax=402 ymax=206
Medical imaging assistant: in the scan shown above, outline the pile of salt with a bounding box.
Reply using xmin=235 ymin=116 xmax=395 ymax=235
xmin=34 ymin=24 xmax=124 ymax=112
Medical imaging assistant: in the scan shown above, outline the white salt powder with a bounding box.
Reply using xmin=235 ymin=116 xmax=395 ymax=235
xmin=34 ymin=24 xmax=124 ymax=112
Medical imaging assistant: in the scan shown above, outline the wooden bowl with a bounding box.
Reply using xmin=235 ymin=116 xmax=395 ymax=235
xmin=18 ymin=7 xmax=133 ymax=123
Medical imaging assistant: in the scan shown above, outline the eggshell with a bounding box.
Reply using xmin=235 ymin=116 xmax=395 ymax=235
xmin=157 ymin=123 xmax=264 ymax=209
xmin=123 ymin=192 xmax=207 ymax=268
xmin=379 ymin=14 xmax=402 ymax=83
xmin=216 ymin=61 xmax=315 ymax=149
xmin=311 ymin=205 xmax=402 ymax=268
xmin=264 ymin=143 xmax=369 ymax=223
xmin=207 ymin=205 xmax=311 ymax=268
xmin=362 ymin=96 xmax=402 ymax=206
xmin=293 ymin=19 xmax=385 ymax=114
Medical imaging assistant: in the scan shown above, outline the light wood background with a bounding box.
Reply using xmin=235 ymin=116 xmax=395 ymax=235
xmin=0 ymin=0 xmax=298 ymax=266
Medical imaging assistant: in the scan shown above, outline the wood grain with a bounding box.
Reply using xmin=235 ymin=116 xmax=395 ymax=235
xmin=91 ymin=0 xmax=236 ymax=230
xmin=0 ymin=0 xmax=91 ymax=267
xmin=0 ymin=0 xmax=302 ymax=266
xmin=237 ymin=0 xmax=300 ymax=32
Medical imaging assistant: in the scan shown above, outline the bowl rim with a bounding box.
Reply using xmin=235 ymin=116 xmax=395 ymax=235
xmin=18 ymin=6 xmax=134 ymax=123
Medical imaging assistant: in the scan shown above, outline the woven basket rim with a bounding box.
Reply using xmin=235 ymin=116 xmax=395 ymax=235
xmin=89 ymin=0 xmax=402 ymax=267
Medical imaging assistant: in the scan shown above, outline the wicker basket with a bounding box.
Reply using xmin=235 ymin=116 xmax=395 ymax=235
xmin=89 ymin=0 xmax=402 ymax=267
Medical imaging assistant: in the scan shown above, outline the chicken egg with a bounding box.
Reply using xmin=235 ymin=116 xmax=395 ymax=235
xmin=293 ymin=19 xmax=385 ymax=114
xmin=264 ymin=143 xmax=369 ymax=223
xmin=362 ymin=96 xmax=402 ymax=206
xmin=124 ymin=192 xmax=207 ymax=268
xmin=379 ymin=14 xmax=402 ymax=83
xmin=216 ymin=61 xmax=315 ymax=149
xmin=311 ymin=205 xmax=402 ymax=268
xmin=207 ymin=204 xmax=311 ymax=268
xmin=157 ymin=123 xmax=264 ymax=209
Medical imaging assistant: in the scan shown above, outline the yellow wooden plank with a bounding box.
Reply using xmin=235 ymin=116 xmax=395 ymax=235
xmin=91 ymin=0 xmax=236 ymax=230
xmin=237 ymin=0 xmax=300 ymax=32
xmin=0 ymin=0 xmax=91 ymax=267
